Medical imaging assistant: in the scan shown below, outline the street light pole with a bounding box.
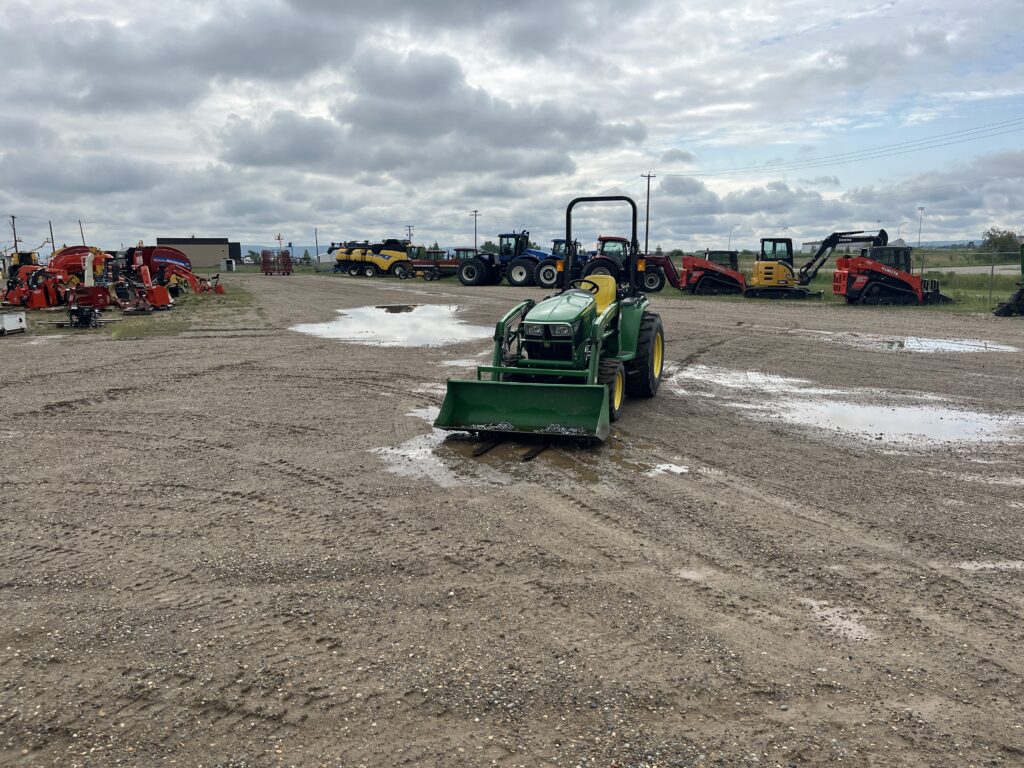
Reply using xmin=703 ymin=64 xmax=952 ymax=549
xmin=469 ymin=210 xmax=480 ymax=251
xmin=917 ymin=206 xmax=925 ymax=274
xmin=728 ymin=223 xmax=738 ymax=250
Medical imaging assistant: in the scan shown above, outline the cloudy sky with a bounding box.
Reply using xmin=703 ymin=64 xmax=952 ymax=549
xmin=2 ymin=0 xmax=1023 ymax=253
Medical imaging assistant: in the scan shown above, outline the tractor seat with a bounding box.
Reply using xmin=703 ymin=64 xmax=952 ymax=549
xmin=587 ymin=274 xmax=617 ymax=313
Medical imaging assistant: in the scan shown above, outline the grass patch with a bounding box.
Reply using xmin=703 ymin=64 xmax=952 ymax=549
xmin=109 ymin=282 xmax=255 ymax=340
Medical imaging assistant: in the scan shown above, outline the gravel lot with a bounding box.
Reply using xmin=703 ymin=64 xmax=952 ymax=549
xmin=2 ymin=274 xmax=1023 ymax=767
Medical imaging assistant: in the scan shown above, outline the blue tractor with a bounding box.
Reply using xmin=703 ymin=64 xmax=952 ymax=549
xmin=457 ymin=230 xmax=550 ymax=287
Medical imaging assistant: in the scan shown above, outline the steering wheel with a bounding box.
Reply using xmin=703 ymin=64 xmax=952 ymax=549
xmin=568 ymin=278 xmax=602 ymax=295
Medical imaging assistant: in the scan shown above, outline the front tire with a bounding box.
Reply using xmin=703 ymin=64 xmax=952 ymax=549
xmin=458 ymin=260 xmax=488 ymax=286
xmin=363 ymin=265 xmax=378 ymax=278
xmin=625 ymin=312 xmax=664 ymax=398
xmin=534 ymin=258 xmax=559 ymax=290
xmin=642 ymin=269 xmax=665 ymax=292
xmin=598 ymin=359 xmax=626 ymax=422
xmin=507 ymin=258 xmax=536 ymax=287
xmin=392 ymin=263 xmax=411 ymax=279
xmin=348 ymin=265 xmax=361 ymax=276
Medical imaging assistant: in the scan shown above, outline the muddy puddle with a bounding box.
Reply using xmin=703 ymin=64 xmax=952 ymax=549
xmin=370 ymin=407 xmax=508 ymax=487
xmin=291 ymin=304 xmax=492 ymax=346
xmin=797 ymin=330 xmax=1019 ymax=354
xmin=668 ymin=364 xmax=1024 ymax=445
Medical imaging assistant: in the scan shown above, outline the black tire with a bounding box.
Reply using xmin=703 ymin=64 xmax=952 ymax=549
xmin=642 ymin=269 xmax=665 ymax=292
xmin=625 ymin=312 xmax=664 ymax=398
xmin=534 ymin=258 xmax=559 ymax=290
xmin=348 ymin=265 xmax=361 ymax=276
xmin=597 ymin=359 xmax=626 ymax=422
xmin=507 ymin=258 xmax=536 ymax=287
xmin=363 ymin=265 xmax=377 ymax=278
xmin=583 ymin=259 xmax=620 ymax=282
xmin=392 ymin=262 xmax=411 ymax=279
xmin=458 ymin=260 xmax=488 ymax=286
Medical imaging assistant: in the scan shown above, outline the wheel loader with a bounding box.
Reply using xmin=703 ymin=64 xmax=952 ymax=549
xmin=435 ymin=196 xmax=665 ymax=443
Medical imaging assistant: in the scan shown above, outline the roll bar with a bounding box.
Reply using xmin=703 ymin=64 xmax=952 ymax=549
xmin=563 ymin=196 xmax=640 ymax=294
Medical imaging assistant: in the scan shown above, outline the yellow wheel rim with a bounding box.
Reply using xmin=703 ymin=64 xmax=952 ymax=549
xmin=613 ymin=368 xmax=624 ymax=410
xmin=653 ymin=331 xmax=664 ymax=378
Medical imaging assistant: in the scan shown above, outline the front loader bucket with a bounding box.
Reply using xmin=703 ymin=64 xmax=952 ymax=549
xmin=435 ymin=379 xmax=610 ymax=442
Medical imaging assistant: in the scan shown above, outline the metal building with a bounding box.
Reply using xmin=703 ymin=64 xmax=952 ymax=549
xmin=156 ymin=237 xmax=241 ymax=268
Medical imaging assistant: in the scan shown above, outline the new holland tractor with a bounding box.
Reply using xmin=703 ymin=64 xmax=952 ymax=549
xmin=435 ymin=196 xmax=665 ymax=443
xmin=457 ymin=231 xmax=550 ymax=287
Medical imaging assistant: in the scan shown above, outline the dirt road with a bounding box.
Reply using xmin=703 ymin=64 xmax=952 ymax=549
xmin=2 ymin=274 xmax=1023 ymax=767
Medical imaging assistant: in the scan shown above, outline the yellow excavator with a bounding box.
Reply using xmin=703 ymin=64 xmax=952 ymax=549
xmin=744 ymin=230 xmax=888 ymax=299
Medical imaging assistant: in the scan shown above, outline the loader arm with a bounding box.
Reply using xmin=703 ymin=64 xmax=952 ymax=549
xmin=798 ymin=229 xmax=888 ymax=285
xmin=163 ymin=263 xmax=204 ymax=293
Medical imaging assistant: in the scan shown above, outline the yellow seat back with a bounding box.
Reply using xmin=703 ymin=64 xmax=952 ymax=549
xmin=587 ymin=274 xmax=618 ymax=313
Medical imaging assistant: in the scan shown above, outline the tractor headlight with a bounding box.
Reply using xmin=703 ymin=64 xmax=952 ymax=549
xmin=549 ymin=323 xmax=572 ymax=338
xmin=524 ymin=323 xmax=544 ymax=336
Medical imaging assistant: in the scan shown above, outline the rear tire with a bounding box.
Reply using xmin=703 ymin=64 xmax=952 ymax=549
xmin=348 ymin=265 xmax=361 ymax=276
xmin=583 ymin=259 xmax=620 ymax=282
xmin=534 ymin=258 xmax=559 ymax=289
xmin=363 ymin=265 xmax=378 ymax=278
xmin=458 ymin=260 xmax=488 ymax=286
xmin=625 ymin=312 xmax=664 ymax=398
xmin=598 ymin=359 xmax=626 ymax=422
xmin=392 ymin=263 xmax=411 ymax=279
xmin=507 ymin=258 xmax=536 ymax=287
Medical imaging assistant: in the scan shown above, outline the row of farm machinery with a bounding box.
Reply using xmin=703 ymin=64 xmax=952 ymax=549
xmin=326 ymin=226 xmax=958 ymax=307
xmin=1 ymin=243 xmax=223 ymax=329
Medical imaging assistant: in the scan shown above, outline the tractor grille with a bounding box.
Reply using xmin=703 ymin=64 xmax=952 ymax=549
xmin=523 ymin=340 xmax=573 ymax=361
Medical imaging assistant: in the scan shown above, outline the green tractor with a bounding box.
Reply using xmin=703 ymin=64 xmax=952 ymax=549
xmin=434 ymin=196 xmax=666 ymax=442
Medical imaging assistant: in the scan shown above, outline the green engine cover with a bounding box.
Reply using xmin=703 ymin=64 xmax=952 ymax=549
xmin=524 ymin=291 xmax=595 ymax=323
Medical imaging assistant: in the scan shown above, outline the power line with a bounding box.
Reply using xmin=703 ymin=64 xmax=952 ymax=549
xmin=659 ymin=117 xmax=1024 ymax=179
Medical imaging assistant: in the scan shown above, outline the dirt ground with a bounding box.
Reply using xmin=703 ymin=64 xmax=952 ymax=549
xmin=2 ymin=274 xmax=1023 ymax=767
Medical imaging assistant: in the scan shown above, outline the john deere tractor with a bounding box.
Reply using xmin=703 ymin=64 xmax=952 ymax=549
xmin=435 ymin=196 xmax=665 ymax=442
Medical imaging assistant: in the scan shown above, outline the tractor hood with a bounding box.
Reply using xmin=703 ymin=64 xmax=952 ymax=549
xmin=524 ymin=290 xmax=595 ymax=323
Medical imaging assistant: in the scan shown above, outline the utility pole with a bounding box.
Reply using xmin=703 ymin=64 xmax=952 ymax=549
xmin=917 ymin=206 xmax=925 ymax=274
xmin=405 ymin=225 xmax=414 ymax=241
xmin=641 ymin=173 xmax=656 ymax=255
xmin=470 ymin=210 xmax=480 ymax=250
xmin=48 ymin=220 xmax=56 ymax=254
xmin=9 ymin=215 xmax=19 ymax=252
xmin=314 ymin=227 xmax=320 ymax=265
xmin=78 ymin=219 xmax=86 ymax=245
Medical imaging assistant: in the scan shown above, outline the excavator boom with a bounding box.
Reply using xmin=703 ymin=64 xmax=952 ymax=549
xmin=798 ymin=229 xmax=888 ymax=285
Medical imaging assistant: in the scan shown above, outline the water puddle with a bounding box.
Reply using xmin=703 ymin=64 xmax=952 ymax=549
xmin=370 ymin=407 xmax=506 ymax=487
xmin=798 ymin=598 xmax=875 ymax=641
xmin=646 ymin=463 xmax=690 ymax=477
xmin=668 ymin=364 xmax=1024 ymax=446
xmin=291 ymin=304 xmax=492 ymax=347
xmin=800 ymin=331 xmax=1019 ymax=354
xmin=953 ymin=560 xmax=1024 ymax=572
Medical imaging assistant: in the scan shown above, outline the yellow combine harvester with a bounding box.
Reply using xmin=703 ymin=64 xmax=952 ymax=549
xmin=329 ymin=238 xmax=413 ymax=278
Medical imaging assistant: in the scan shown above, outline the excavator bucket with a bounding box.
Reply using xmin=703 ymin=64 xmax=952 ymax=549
xmin=435 ymin=379 xmax=610 ymax=442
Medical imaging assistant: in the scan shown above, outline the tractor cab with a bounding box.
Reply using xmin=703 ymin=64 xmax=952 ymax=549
xmin=758 ymin=238 xmax=794 ymax=266
xmin=454 ymin=247 xmax=481 ymax=262
xmin=597 ymin=236 xmax=629 ymax=265
xmin=497 ymin=232 xmax=529 ymax=259
xmin=862 ymin=245 xmax=913 ymax=273
xmin=704 ymin=249 xmax=740 ymax=271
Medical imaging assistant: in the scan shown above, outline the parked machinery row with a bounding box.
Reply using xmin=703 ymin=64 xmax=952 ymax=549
xmin=327 ymin=226 xmax=954 ymax=306
xmin=1 ymin=243 xmax=223 ymax=316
